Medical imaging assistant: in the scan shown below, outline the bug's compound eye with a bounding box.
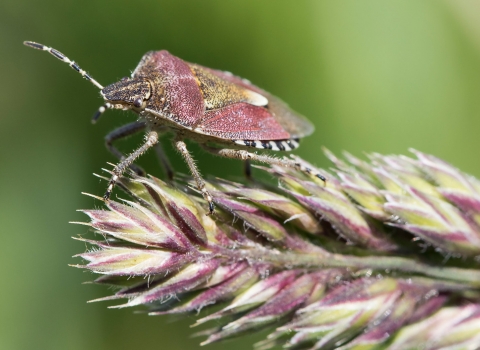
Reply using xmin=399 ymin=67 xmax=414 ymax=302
xmin=133 ymin=98 xmax=143 ymax=108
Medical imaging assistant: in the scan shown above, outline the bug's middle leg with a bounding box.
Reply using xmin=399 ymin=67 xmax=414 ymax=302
xmin=105 ymin=131 xmax=159 ymax=200
xmin=174 ymin=139 xmax=215 ymax=215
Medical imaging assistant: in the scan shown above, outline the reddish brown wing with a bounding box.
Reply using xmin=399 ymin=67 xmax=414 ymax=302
xmin=194 ymin=102 xmax=291 ymax=140
xmin=197 ymin=66 xmax=315 ymax=139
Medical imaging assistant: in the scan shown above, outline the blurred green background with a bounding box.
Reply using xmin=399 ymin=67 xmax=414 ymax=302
xmin=2 ymin=1 xmax=480 ymax=349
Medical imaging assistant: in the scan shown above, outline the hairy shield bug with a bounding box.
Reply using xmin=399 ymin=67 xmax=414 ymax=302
xmin=24 ymin=41 xmax=325 ymax=214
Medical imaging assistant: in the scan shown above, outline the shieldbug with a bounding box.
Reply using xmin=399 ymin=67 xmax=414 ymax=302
xmin=24 ymin=41 xmax=325 ymax=214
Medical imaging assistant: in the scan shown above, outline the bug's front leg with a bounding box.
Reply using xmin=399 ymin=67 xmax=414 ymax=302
xmin=105 ymin=121 xmax=147 ymax=175
xmin=104 ymin=131 xmax=159 ymax=200
xmin=105 ymin=122 xmax=174 ymax=180
xmin=204 ymin=147 xmax=326 ymax=182
xmin=174 ymin=139 xmax=215 ymax=215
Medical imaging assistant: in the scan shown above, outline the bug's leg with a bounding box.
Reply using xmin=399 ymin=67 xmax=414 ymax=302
xmin=105 ymin=121 xmax=147 ymax=175
xmin=106 ymin=123 xmax=174 ymax=179
xmin=154 ymin=143 xmax=174 ymax=181
xmin=204 ymin=147 xmax=326 ymax=183
xmin=244 ymin=159 xmax=252 ymax=180
xmin=174 ymin=139 xmax=215 ymax=215
xmin=104 ymin=131 xmax=159 ymax=200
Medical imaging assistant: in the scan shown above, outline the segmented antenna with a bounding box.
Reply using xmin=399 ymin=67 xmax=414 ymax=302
xmin=24 ymin=41 xmax=104 ymax=90
xmin=91 ymin=103 xmax=112 ymax=124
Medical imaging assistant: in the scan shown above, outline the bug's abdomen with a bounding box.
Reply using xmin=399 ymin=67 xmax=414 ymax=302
xmin=234 ymin=139 xmax=300 ymax=151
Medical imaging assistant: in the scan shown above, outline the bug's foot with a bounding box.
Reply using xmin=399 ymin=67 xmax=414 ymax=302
xmin=103 ymin=191 xmax=111 ymax=201
xmin=201 ymin=189 xmax=215 ymax=216
xmin=293 ymin=162 xmax=327 ymax=185
xmin=103 ymin=176 xmax=118 ymax=201
xmin=316 ymin=173 xmax=327 ymax=185
xmin=206 ymin=200 xmax=215 ymax=216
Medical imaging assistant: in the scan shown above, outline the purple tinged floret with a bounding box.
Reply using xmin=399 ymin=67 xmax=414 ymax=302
xmin=150 ymin=264 xmax=259 ymax=315
xmin=73 ymin=150 xmax=480 ymax=349
xmin=74 ymin=244 xmax=193 ymax=276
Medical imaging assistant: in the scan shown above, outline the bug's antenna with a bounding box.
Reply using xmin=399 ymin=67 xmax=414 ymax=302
xmin=24 ymin=41 xmax=104 ymax=90
xmin=91 ymin=103 xmax=112 ymax=124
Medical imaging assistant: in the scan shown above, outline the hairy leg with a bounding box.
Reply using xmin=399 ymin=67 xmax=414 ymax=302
xmin=105 ymin=121 xmax=147 ymax=175
xmin=104 ymin=131 xmax=159 ymax=200
xmin=203 ymin=146 xmax=326 ymax=182
xmin=105 ymin=122 xmax=175 ymax=180
xmin=174 ymin=139 xmax=215 ymax=215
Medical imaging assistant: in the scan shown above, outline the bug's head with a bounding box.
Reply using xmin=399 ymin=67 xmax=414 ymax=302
xmin=22 ymin=41 xmax=156 ymax=123
xmin=101 ymin=77 xmax=152 ymax=111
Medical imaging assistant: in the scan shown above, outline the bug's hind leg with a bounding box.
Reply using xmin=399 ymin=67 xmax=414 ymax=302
xmin=105 ymin=121 xmax=147 ymax=175
xmin=154 ymin=143 xmax=174 ymax=181
xmin=105 ymin=131 xmax=159 ymax=200
xmin=244 ymin=159 xmax=252 ymax=180
xmin=174 ymin=139 xmax=215 ymax=215
xmin=203 ymin=147 xmax=326 ymax=182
